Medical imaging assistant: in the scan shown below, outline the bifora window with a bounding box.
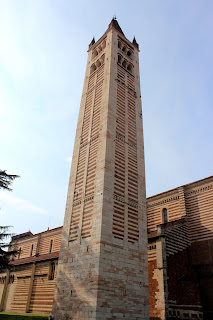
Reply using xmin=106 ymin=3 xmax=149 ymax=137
xmin=0 ymin=276 xmax=7 ymax=284
xmin=118 ymin=39 xmax=133 ymax=58
xmin=49 ymin=262 xmax=55 ymax=281
xmin=163 ymin=208 xmax=168 ymax=223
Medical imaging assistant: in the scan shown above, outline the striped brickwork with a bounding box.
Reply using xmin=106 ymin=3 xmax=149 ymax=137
xmin=52 ymin=19 xmax=149 ymax=320
xmin=0 ymin=227 xmax=61 ymax=314
xmin=147 ymin=176 xmax=213 ymax=320
xmin=185 ymin=181 xmax=213 ymax=242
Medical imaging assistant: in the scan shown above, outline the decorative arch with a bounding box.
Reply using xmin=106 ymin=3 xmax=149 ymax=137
xmin=90 ymin=54 xmax=105 ymax=74
xmin=90 ymin=63 xmax=97 ymax=74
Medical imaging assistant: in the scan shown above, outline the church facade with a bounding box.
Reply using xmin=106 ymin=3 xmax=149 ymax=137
xmin=0 ymin=20 xmax=212 ymax=320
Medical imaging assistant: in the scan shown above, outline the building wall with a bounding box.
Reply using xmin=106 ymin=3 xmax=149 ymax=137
xmin=12 ymin=238 xmax=37 ymax=259
xmin=185 ymin=180 xmax=213 ymax=242
xmin=148 ymin=234 xmax=167 ymax=320
xmin=190 ymin=238 xmax=213 ymax=319
xmin=147 ymin=176 xmax=213 ymax=320
xmin=11 ymin=227 xmax=62 ymax=260
xmin=0 ymin=227 xmax=61 ymax=314
xmin=29 ymin=261 xmax=58 ymax=314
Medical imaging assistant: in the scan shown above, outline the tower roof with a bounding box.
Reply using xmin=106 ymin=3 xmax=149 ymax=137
xmin=108 ymin=17 xmax=125 ymax=36
xmin=89 ymin=37 xmax=95 ymax=49
xmin=89 ymin=18 xmax=139 ymax=51
xmin=132 ymin=36 xmax=139 ymax=49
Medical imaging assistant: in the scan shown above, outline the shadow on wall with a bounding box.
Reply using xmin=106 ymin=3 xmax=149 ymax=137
xmin=187 ymin=195 xmax=213 ymax=320
xmin=165 ymin=189 xmax=213 ymax=320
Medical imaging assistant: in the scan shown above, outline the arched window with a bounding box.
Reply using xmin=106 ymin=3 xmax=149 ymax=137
xmin=118 ymin=54 xmax=122 ymax=64
xmin=127 ymin=63 xmax=133 ymax=73
xmin=90 ymin=63 xmax=96 ymax=74
xmin=102 ymin=40 xmax=106 ymax=49
xmin=96 ymin=60 xmax=101 ymax=68
xmin=92 ymin=49 xmax=98 ymax=59
xmin=122 ymin=46 xmax=127 ymax=53
xmin=118 ymin=40 xmax=122 ymax=49
xmin=100 ymin=54 xmax=105 ymax=64
xmin=49 ymin=262 xmax=55 ymax=280
xmin=127 ymin=50 xmax=132 ymax=57
xmin=122 ymin=60 xmax=127 ymax=68
xmin=162 ymin=208 xmax=168 ymax=224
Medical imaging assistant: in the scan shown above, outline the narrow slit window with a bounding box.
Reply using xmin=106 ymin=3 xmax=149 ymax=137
xmin=30 ymin=244 xmax=34 ymax=257
xmin=49 ymin=262 xmax=55 ymax=280
xmin=163 ymin=208 xmax=168 ymax=223
xmin=49 ymin=240 xmax=53 ymax=253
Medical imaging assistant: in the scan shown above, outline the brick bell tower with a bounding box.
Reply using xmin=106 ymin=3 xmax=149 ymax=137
xmin=52 ymin=18 xmax=149 ymax=320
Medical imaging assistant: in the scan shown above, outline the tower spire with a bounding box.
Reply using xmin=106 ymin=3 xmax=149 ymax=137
xmin=108 ymin=17 xmax=125 ymax=36
xmin=89 ymin=37 xmax=95 ymax=49
xmin=132 ymin=36 xmax=139 ymax=49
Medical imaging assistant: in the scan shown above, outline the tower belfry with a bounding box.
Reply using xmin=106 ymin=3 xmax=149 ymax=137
xmin=53 ymin=18 xmax=149 ymax=320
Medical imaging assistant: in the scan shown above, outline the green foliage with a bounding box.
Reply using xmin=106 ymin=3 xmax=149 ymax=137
xmin=0 ymin=226 xmax=14 ymax=248
xmin=0 ymin=226 xmax=18 ymax=272
xmin=0 ymin=170 xmax=19 ymax=191
xmin=0 ymin=170 xmax=20 ymax=271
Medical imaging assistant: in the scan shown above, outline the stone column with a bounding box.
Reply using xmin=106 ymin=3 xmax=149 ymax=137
xmin=25 ymin=262 xmax=36 ymax=313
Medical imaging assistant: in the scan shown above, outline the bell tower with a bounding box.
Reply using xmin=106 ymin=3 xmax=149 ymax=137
xmin=52 ymin=18 xmax=149 ymax=320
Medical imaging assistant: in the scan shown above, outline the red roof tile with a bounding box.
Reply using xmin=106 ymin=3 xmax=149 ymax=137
xmin=9 ymin=251 xmax=59 ymax=265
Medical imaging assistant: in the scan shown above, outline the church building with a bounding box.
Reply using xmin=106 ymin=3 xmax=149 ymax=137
xmin=0 ymin=19 xmax=212 ymax=320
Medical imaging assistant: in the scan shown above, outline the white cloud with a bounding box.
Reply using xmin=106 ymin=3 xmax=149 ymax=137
xmin=66 ymin=156 xmax=72 ymax=163
xmin=0 ymin=191 xmax=48 ymax=215
xmin=0 ymin=208 xmax=5 ymax=217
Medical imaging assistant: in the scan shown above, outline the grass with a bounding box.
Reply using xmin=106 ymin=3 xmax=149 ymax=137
xmin=0 ymin=313 xmax=49 ymax=320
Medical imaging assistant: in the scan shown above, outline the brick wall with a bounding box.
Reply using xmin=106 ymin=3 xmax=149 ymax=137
xmin=149 ymin=259 xmax=161 ymax=320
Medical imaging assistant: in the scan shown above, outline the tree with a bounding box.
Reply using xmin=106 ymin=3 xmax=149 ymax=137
xmin=0 ymin=170 xmax=20 ymax=271
xmin=0 ymin=170 xmax=19 ymax=191
xmin=0 ymin=226 xmax=17 ymax=271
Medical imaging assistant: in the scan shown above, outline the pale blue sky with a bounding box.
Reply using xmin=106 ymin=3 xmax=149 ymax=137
xmin=0 ymin=0 xmax=212 ymax=236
